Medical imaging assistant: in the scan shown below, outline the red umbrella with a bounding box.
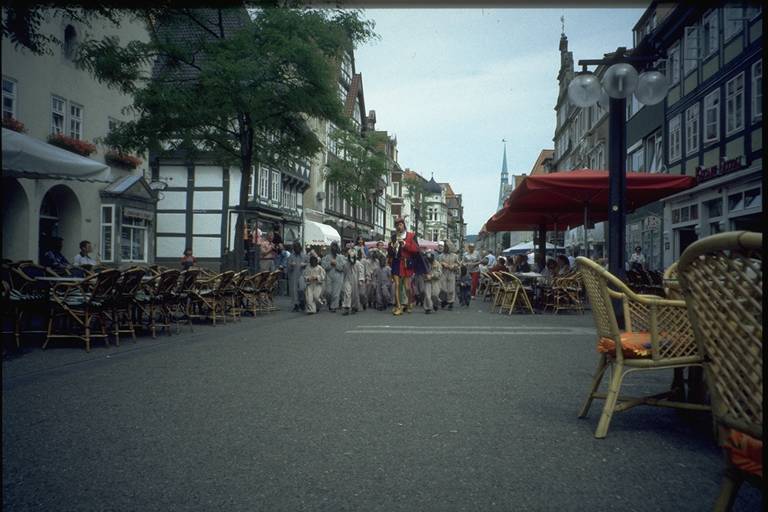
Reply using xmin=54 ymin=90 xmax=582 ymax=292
xmin=486 ymin=169 xmax=696 ymax=232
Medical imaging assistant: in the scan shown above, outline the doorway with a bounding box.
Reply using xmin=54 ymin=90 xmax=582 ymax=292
xmin=677 ymin=227 xmax=698 ymax=258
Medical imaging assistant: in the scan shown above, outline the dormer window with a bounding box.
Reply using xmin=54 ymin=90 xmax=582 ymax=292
xmin=340 ymin=52 xmax=352 ymax=85
xmin=63 ymin=25 xmax=77 ymax=59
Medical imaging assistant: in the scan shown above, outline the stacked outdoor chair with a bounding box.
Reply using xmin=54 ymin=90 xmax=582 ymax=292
xmin=3 ymin=264 xmax=55 ymax=347
xmin=171 ymin=269 xmax=199 ymax=331
xmin=496 ymin=272 xmax=534 ymax=314
xmin=106 ymin=267 xmax=146 ymax=345
xmin=45 ymin=269 xmax=121 ymax=352
xmin=575 ymin=257 xmax=710 ymax=438
xmin=476 ymin=271 xmax=490 ymax=301
xmin=226 ymin=270 xmax=250 ymax=320
xmin=241 ymin=271 xmax=267 ymax=315
xmin=260 ymin=270 xmax=282 ymax=313
xmin=135 ymin=269 xmax=181 ymax=338
xmin=677 ymin=231 xmax=762 ymax=511
xmin=189 ymin=271 xmax=235 ymax=325
xmin=543 ymin=273 xmax=585 ymax=314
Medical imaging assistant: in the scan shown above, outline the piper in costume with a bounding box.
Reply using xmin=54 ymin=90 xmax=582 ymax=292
xmin=387 ymin=218 xmax=420 ymax=316
xmin=341 ymin=249 xmax=364 ymax=315
xmin=440 ymin=239 xmax=460 ymax=309
xmin=286 ymin=241 xmax=307 ymax=312
xmin=423 ymin=252 xmax=442 ymax=314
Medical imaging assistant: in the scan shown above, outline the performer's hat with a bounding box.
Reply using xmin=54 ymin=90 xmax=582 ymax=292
xmin=394 ymin=217 xmax=406 ymax=227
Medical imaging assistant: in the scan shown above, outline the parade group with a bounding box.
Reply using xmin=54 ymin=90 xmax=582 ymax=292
xmin=273 ymin=218 xmax=579 ymax=316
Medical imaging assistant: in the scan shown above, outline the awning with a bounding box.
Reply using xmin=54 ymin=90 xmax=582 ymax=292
xmin=303 ymin=220 xmax=341 ymax=246
xmin=502 ymin=241 xmax=563 ymax=254
xmin=2 ymin=128 xmax=110 ymax=182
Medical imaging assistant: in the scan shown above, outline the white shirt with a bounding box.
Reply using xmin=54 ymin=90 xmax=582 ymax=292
xmin=74 ymin=254 xmax=97 ymax=266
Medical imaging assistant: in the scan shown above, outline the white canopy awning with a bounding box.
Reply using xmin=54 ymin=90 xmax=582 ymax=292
xmin=502 ymin=241 xmax=563 ymax=254
xmin=303 ymin=220 xmax=340 ymax=247
xmin=1 ymin=128 xmax=110 ymax=182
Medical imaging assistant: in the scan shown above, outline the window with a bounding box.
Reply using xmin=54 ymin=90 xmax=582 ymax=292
xmin=668 ymin=114 xmax=682 ymax=163
xmin=704 ymin=89 xmax=720 ymax=143
xmin=120 ymin=211 xmax=148 ymax=262
xmin=101 ymin=205 xmax=114 ymax=262
xmin=627 ymin=141 xmax=644 ymax=171
xmin=340 ymin=52 xmax=353 ymax=84
xmin=668 ymin=43 xmax=681 ymax=85
xmin=51 ymin=96 xmax=65 ymax=134
xmin=627 ymin=93 xmax=643 ymax=118
xmin=282 ymin=185 xmax=290 ymax=208
xmin=684 ymin=26 xmax=699 ymax=75
xmin=723 ymin=6 xmax=743 ymax=41
xmin=645 ymin=131 xmax=663 ymax=173
xmin=752 ymin=60 xmax=762 ymax=122
xmin=725 ymin=72 xmax=744 ymax=135
xmin=702 ymin=10 xmax=719 ymax=58
xmin=743 ymin=188 xmax=761 ymax=209
xmin=2 ymin=77 xmax=16 ymax=119
xmin=63 ymin=25 xmax=77 ymax=59
xmin=271 ymin=170 xmax=280 ymax=201
xmin=258 ymin=165 xmax=269 ymax=198
xmin=728 ymin=192 xmax=743 ymax=211
xmin=685 ymin=103 xmax=700 ymax=156
xmin=705 ymin=198 xmax=722 ymax=218
xmin=392 ymin=182 xmax=401 ymax=197
xmin=69 ymin=103 xmax=83 ymax=139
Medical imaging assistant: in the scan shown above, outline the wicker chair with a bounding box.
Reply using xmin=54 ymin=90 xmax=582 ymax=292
xmin=676 ymin=231 xmax=762 ymax=511
xmin=172 ymin=269 xmax=199 ymax=331
xmin=226 ymin=270 xmax=250 ymax=320
xmin=242 ymin=271 xmax=267 ymax=315
xmin=45 ymin=269 xmax=121 ymax=352
xmin=189 ymin=271 xmax=235 ymax=325
xmin=662 ymin=261 xmax=681 ymax=299
xmin=2 ymin=265 xmax=51 ymax=348
xmin=107 ymin=268 xmax=146 ymax=345
xmin=260 ymin=270 xmax=282 ymax=312
xmin=544 ymin=273 xmax=585 ymax=314
xmin=136 ymin=269 xmax=181 ymax=338
xmin=497 ymin=272 xmax=534 ymax=314
xmin=575 ymin=257 xmax=709 ymax=439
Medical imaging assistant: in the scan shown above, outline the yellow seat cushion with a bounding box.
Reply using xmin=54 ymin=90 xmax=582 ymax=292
xmin=724 ymin=430 xmax=763 ymax=478
xmin=597 ymin=332 xmax=652 ymax=358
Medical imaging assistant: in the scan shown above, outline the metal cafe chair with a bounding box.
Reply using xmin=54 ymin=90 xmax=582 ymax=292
xmin=575 ymin=257 xmax=709 ymax=439
xmin=677 ymin=231 xmax=762 ymax=511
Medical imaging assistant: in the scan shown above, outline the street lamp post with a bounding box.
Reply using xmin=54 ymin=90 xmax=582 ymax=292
xmin=571 ymin=46 xmax=668 ymax=278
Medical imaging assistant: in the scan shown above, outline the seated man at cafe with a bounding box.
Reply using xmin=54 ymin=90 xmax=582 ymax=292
xmin=74 ymin=240 xmax=97 ymax=270
xmin=41 ymin=237 xmax=70 ymax=273
xmin=514 ymin=254 xmax=531 ymax=273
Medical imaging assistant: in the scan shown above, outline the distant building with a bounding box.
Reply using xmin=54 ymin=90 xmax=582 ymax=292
xmin=2 ymin=10 xmax=156 ymax=265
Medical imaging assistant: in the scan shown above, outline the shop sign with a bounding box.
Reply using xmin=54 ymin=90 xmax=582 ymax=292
xmin=695 ymin=157 xmax=743 ymax=183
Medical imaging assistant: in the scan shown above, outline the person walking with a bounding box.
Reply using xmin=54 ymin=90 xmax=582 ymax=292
xmin=321 ymin=241 xmax=346 ymax=312
xmin=458 ymin=265 xmax=472 ymax=307
xmin=463 ymin=243 xmax=481 ymax=297
xmin=303 ymin=255 xmax=325 ymax=315
xmin=362 ymin=249 xmax=377 ymax=310
xmin=341 ymin=249 xmax=363 ymax=315
xmin=423 ymin=252 xmax=442 ymax=314
xmin=287 ymin=242 xmax=307 ymax=312
xmin=373 ymin=252 xmax=392 ymax=310
xmin=440 ymin=240 xmax=459 ymax=309
xmin=388 ymin=218 xmax=420 ymax=316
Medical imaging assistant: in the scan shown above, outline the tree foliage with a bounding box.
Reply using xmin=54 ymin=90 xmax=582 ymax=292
xmin=403 ymin=174 xmax=426 ymax=228
xmin=324 ymin=127 xmax=389 ymax=228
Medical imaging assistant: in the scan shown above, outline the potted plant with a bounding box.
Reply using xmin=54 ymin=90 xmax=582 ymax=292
xmin=2 ymin=117 xmax=27 ymax=133
xmin=47 ymin=133 xmax=97 ymax=156
xmin=105 ymin=149 xmax=142 ymax=169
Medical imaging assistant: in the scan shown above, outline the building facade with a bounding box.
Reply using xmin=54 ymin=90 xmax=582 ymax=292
xmin=653 ymin=3 xmax=762 ymax=266
xmin=2 ymin=10 xmax=156 ymax=266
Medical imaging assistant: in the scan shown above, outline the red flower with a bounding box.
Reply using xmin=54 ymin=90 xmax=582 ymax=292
xmin=2 ymin=117 xmax=27 ymax=133
xmin=105 ymin=149 xmax=143 ymax=169
xmin=47 ymin=133 xmax=97 ymax=156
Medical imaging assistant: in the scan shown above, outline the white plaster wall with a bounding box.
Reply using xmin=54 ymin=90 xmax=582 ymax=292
xmin=193 ymin=191 xmax=223 ymax=210
xmin=193 ymin=214 xmax=221 ymax=235
xmin=193 ymin=236 xmax=221 ymax=258
xmin=157 ymin=213 xmax=186 ymax=234
xmin=159 ymin=165 xmax=188 ymax=187
xmin=229 ymin=166 xmax=242 ymax=207
xmin=158 ymin=191 xmax=187 ymax=210
xmin=194 ymin=166 xmax=223 ymax=187
xmin=156 ymin=236 xmax=186 ymax=259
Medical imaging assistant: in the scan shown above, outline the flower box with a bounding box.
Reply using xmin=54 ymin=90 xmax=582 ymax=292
xmin=105 ymin=150 xmax=142 ymax=169
xmin=2 ymin=117 xmax=27 ymax=133
xmin=47 ymin=133 xmax=97 ymax=156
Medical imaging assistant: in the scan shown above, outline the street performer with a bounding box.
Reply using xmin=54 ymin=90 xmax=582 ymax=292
xmin=387 ymin=217 xmax=421 ymax=316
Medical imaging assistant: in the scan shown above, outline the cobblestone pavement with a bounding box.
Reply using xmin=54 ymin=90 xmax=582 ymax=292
xmin=2 ymin=298 xmax=761 ymax=511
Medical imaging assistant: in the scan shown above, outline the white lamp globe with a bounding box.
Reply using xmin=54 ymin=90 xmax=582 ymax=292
xmin=634 ymin=70 xmax=669 ymax=105
xmin=567 ymin=73 xmax=602 ymax=107
xmin=602 ymin=63 xmax=639 ymax=99
xmin=597 ymin=86 xmax=610 ymax=111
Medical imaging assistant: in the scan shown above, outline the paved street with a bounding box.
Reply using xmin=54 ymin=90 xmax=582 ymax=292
xmin=2 ymin=300 xmax=760 ymax=511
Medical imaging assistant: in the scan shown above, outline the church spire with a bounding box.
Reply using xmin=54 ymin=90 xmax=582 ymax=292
xmin=498 ymin=140 xmax=509 ymax=208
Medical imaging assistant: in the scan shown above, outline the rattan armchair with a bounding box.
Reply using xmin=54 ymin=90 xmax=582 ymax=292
xmin=45 ymin=269 xmax=121 ymax=352
xmin=543 ymin=273 xmax=585 ymax=314
xmin=189 ymin=271 xmax=234 ymax=325
xmin=676 ymin=231 xmax=762 ymax=511
xmin=242 ymin=271 xmax=267 ymax=315
xmin=136 ymin=269 xmax=181 ymax=338
xmin=575 ymin=257 xmax=709 ymax=439
xmin=497 ymin=272 xmax=534 ymax=314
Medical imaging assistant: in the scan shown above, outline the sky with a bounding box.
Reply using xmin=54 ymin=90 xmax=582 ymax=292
xmin=354 ymin=7 xmax=646 ymax=235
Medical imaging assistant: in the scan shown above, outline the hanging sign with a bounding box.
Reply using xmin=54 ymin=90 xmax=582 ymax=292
xmin=696 ymin=157 xmax=743 ymax=183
